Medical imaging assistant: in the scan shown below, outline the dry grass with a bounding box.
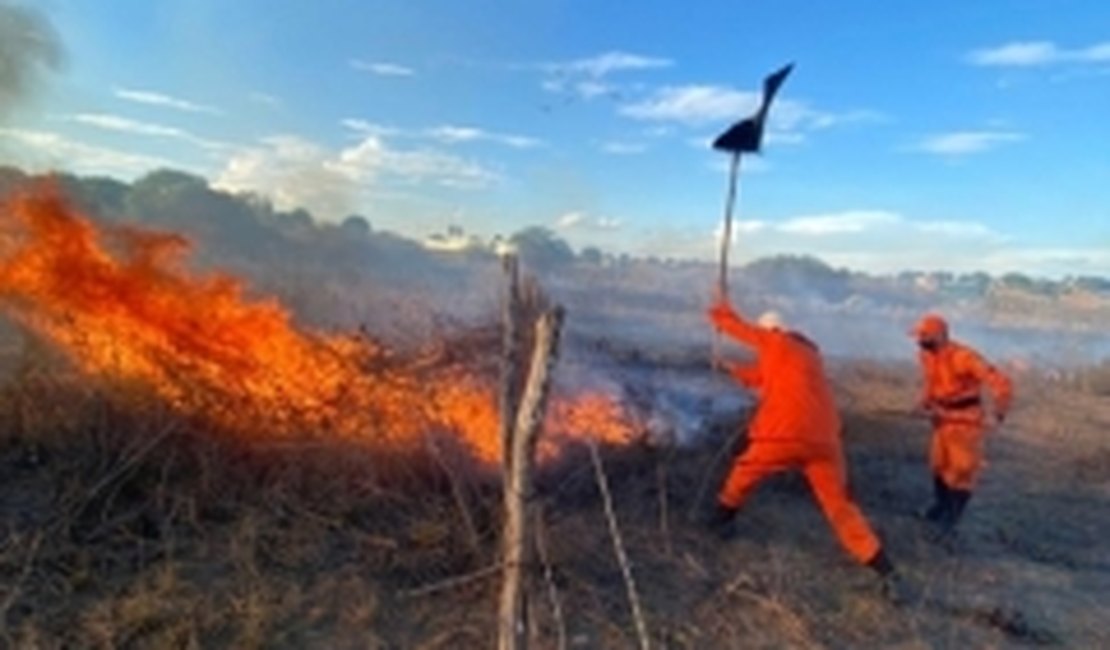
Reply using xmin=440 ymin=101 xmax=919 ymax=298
xmin=1 ymin=342 xmax=1108 ymax=648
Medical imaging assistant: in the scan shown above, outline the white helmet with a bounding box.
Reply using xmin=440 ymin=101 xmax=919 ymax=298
xmin=757 ymin=310 xmax=786 ymax=331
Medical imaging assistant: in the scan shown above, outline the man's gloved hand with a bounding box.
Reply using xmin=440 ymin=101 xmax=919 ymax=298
xmin=707 ymin=299 xmax=736 ymax=327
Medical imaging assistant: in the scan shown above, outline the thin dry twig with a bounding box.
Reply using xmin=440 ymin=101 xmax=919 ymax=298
xmin=589 ymin=440 xmax=651 ymax=650
xmin=425 ymin=437 xmax=482 ymax=558
xmin=401 ymin=563 xmax=503 ymax=599
xmin=0 ymin=531 xmax=44 ymax=638
xmin=77 ymin=419 xmax=180 ymax=515
xmin=687 ymin=429 xmax=739 ymax=521
xmin=656 ymin=455 xmax=673 ymax=557
xmin=534 ymin=509 xmax=567 ymax=650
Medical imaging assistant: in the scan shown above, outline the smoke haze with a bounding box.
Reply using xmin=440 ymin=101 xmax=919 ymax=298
xmin=0 ymin=2 xmax=63 ymax=117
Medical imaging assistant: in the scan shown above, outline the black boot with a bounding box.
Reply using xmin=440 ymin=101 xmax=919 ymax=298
xmin=703 ymin=503 xmax=739 ymax=540
xmin=927 ymin=488 xmax=971 ymax=553
xmin=940 ymin=489 xmax=972 ymax=535
xmin=866 ymin=549 xmax=912 ymax=605
xmin=921 ymin=475 xmax=949 ymax=522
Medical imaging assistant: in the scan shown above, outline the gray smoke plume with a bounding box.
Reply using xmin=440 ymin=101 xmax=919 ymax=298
xmin=0 ymin=1 xmax=63 ymax=116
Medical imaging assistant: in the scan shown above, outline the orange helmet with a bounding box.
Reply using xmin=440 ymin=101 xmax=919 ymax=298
xmin=910 ymin=313 xmax=948 ymax=341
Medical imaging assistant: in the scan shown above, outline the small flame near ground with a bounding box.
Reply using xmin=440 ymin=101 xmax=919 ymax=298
xmin=0 ymin=180 xmax=637 ymax=465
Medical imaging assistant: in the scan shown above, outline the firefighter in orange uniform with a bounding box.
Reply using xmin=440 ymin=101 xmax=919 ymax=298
xmin=911 ymin=313 xmax=1012 ymax=540
xmin=708 ymin=300 xmax=906 ymax=601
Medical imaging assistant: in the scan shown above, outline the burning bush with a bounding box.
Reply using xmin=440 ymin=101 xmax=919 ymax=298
xmin=0 ymin=180 xmax=637 ymax=466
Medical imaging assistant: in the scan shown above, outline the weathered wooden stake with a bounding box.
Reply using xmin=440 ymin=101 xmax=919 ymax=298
xmin=498 ymin=306 xmax=564 ymax=650
xmin=499 ymin=254 xmax=523 ymax=476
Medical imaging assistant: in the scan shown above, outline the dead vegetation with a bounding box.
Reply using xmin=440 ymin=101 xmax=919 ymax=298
xmin=1 ymin=344 xmax=1108 ymax=649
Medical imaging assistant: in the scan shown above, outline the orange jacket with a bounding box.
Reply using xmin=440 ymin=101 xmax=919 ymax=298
xmin=710 ymin=304 xmax=841 ymax=446
xmin=917 ymin=340 xmax=1012 ymax=422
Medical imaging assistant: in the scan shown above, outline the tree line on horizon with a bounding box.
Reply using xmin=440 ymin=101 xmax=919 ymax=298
xmin=2 ymin=165 xmax=1108 ymax=306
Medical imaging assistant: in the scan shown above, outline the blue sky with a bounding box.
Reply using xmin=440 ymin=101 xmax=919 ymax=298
xmin=2 ymin=0 xmax=1109 ymax=277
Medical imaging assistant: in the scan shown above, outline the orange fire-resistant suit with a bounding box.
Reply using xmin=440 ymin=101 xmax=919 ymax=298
xmin=710 ymin=302 xmax=882 ymax=565
xmin=915 ymin=331 xmax=1013 ymax=491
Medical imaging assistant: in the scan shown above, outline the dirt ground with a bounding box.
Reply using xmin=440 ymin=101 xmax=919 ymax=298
xmin=1 ymin=350 xmax=1108 ymax=649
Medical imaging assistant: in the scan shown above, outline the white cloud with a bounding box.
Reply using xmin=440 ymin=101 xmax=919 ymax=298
xmin=968 ymin=40 xmax=1110 ymax=67
xmin=915 ymin=220 xmax=998 ymax=238
xmin=735 ymin=220 xmax=769 ymax=234
xmin=618 ymin=85 xmax=877 ymax=153
xmin=620 ymin=85 xmax=760 ymax=124
xmin=779 ymin=211 xmax=900 ymax=235
xmin=114 ymin=87 xmax=220 ymax=115
xmin=639 ymin=209 xmax=1042 ymax=275
xmin=214 ymin=133 xmax=500 ymax=220
xmin=0 ymin=127 xmax=182 ymax=177
xmin=915 ymin=130 xmax=1025 ymax=155
xmin=968 ymin=41 xmax=1060 ymax=67
xmin=349 ymin=59 xmax=415 ymax=77
xmin=554 ymin=210 xmax=622 ymax=232
xmin=215 ymin=136 xmax=361 ymax=220
xmin=68 ymin=113 xmax=228 ymax=150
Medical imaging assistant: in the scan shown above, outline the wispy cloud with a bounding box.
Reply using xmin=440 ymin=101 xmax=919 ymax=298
xmin=766 ymin=210 xmax=1006 ymax=242
xmin=620 ymin=85 xmax=756 ymax=124
xmin=778 ymin=211 xmax=900 ymax=235
xmin=426 ymin=125 xmax=542 ymax=149
xmin=114 ymin=87 xmax=220 ymax=115
xmin=914 ymin=130 xmax=1026 ymax=155
xmin=341 ymin=119 xmax=401 ymax=138
xmin=968 ymin=40 xmax=1110 ymax=67
xmin=0 ymin=127 xmax=182 ymax=177
xmin=543 ymin=51 xmax=673 ymax=78
xmin=68 ymin=113 xmax=228 ymax=150
xmin=538 ymin=50 xmax=672 ymax=101
xmin=554 ymin=210 xmax=622 ymax=232
xmin=618 ymin=84 xmax=880 ymax=151
xmin=349 ymin=59 xmax=415 ymax=77
xmin=342 ymin=118 xmax=543 ymax=149
xmin=598 ymin=140 xmax=647 ymax=155
xmin=643 ymin=209 xmax=1034 ymax=275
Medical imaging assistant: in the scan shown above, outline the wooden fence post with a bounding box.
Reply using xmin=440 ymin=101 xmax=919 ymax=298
xmin=498 ymin=307 xmax=564 ymax=650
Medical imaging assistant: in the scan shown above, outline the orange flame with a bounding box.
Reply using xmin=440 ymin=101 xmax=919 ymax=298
xmin=0 ymin=181 xmax=636 ymax=464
